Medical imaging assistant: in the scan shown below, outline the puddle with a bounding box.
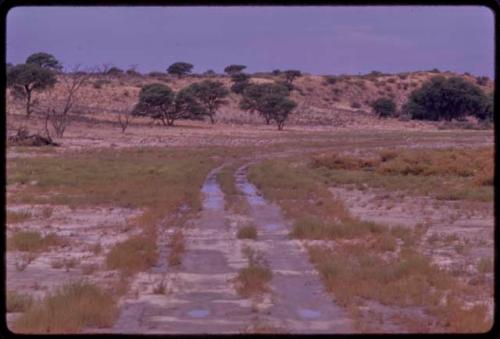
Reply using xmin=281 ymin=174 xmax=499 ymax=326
xmin=264 ymin=223 xmax=279 ymax=231
xmin=297 ymin=308 xmax=322 ymax=319
xmin=201 ymin=177 xmax=224 ymax=210
xmin=187 ymin=309 xmax=210 ymax=318
xmin=236 ymin=176 xmax=267 ymax=206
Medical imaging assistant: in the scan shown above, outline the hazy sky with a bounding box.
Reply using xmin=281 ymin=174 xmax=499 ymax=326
xmin=6 ymin=6 xmax=495 ymax=77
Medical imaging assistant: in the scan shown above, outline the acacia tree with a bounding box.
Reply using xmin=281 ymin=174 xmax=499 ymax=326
xmin=186 ymin=80 xmax=229 ymax=124
xmin=7 ymin=63 xmax=57 ymax=117
xmin=133 ymin=83 xmax=176 ymax=125
xmin=26 ymin=52 xmax=63 ymax=71
xmin=240 ymin=82 xmax=296 ymax=130
xmin=224 ymin=64 xmax=246 ymax=75
xmin=230 ymin=72 xmax=251 ymax=94
xmin=133 ymin=83 xmax=202 ymax=126
xmin=167 ymin=62 xmax=193 ymax=77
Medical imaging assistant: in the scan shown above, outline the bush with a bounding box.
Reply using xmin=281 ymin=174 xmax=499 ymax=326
xmin=371 ymin=98 xmax=397 ymax=118
xmin=403 ymin=76 xmax=490 ymax=121
xmin=351 ymin=102 xmax=361 ymax=109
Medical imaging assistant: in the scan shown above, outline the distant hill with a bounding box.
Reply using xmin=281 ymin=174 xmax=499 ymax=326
xmin=6 ymin=70 xmax=493 ymax=127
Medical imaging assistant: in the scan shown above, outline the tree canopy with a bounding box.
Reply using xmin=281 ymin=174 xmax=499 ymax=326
xmin=404 ymin=76 xmax=490 ymax=121
xmin=26 ymin=52 xmax=63 ymax=71
xmin=133 ymin=83 xmax=204 ymax=126
xmin=240 ymin=82 xmax=296 ymax=130
xmin=7 ymin=63 xmax=58 ymax=116
xmin=371 ymin=98 xmax=397 ymax=118
xmin=186 ymin=80 xmax=229 ymax=123
xmin=224 ymin=64 xmax=246 ymax=75
xmin=167 ymin=62 xmax=193 ymax=77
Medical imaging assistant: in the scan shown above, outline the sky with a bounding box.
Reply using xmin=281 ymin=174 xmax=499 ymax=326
xmin=6 ymin=6 xmax=495 ymax=77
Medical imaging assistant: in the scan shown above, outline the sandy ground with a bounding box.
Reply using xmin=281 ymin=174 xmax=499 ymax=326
xmin=5 ymin=118 xmax=494 ymax=333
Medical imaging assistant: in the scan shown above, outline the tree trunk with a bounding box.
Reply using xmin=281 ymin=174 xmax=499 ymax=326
xmin=25 ymin=88 xmax=32 ymax=117
xmin=277 ymin=121 xmax=284 ymax=130
xmin=209 ymin=114 xmax=215 ymax=124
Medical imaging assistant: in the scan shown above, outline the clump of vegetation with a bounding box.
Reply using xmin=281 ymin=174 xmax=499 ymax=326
xmin=106 ymin=235 xmax=157 ymax=274
xmin=235 ymin=247 xmax=272 ymax=297
xmin=8 ymin=231 xmax=67 ymax=252
xmin=168 ymin=229 xmax=185 ymax=266
xmin=291 ymin=215 xmax=385 ymax=240
xmin=6 ymin=210 xmax=32 ymax=224
xmin=310 ymin=147 xmax=493 ymax=201
xmin=7 ymin=53 xmax=59 ymax=116
xmin=237 ymin=224 xmax=258 ymax=239
xmin=403 ymin=76 xmax=492 ymax=121
xmin=224 ymin=64 xmax=246 ymax=75
xmin=6 ymin=290 xmax=34 ymax=313
xmin=371 ymin=98 xmax=396 ymax=118
xmin=307 ymin=244 xmax=490 ymax=332
xmin=240 ymin=82 xmax=296 ymax=130
xmin=477 ymin=258 xmax=493 ymax=274
xmin=12 ymin=281 xmax=117 ymax=333
xmin=167 ymin=61 xmax=193 ymax=77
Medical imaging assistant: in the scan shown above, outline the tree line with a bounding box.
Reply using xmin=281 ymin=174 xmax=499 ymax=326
xmin=6 ymin=52 xmax=494 ymax=139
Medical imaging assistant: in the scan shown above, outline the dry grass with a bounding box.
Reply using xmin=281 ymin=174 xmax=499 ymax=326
xmin=168 ymin=229 xmax=185 ymax=267
xmin=311 ymin=147 xmax=493 ymax=202
xmin=6 ymin=210 xmax=32 ymax=224
xmin=237 ymin=224 xmax=258 ymax=240
xmin=248 ymin=156 xmax=491 ymax=332
xmin=235 ymin=247 xmax=272 ymax=297
xmin=217 ymin=163 xmax=251 ymax=214
xmin=11 ymin=281 xmax=117 ymax=334
xmin=6 ymin=290 xmax=33 ymax=313
xmin=8 ymin=231 xmax=68 ymax=252
xmin=106 ymin=235 xmax=157 ymax=274
xmin=8 ymin=148 xmax=220 ymax=277
xmin=477 ymin=258 xmax=493 ymax=274
xmin=291 ymin=215 xmax=385 ymax=240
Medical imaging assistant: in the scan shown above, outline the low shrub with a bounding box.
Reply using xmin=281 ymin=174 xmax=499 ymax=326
xmin=12 ymin=281 xmax=117 ymax=333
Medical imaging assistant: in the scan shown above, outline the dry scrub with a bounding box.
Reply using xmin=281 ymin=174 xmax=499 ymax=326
xmin=311 ymin=147 xmax=493 ymax=202
xmin=248 ymin=157 xmax=492 ymax=332
xmin=235 ymin=246 xmax=272 ymax=297
xmin=11 ymin=281 xmax=117 ymax=334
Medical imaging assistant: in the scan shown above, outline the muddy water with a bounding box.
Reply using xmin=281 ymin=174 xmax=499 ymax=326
xmin=112 ymin=168 xmax=253 ymax=334
xmin=235 ymin=166 xmax=353 ymax=333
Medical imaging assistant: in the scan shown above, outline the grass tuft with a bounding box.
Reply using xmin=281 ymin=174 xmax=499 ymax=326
xmin=11 ymin=281 xmax=117 ymax=334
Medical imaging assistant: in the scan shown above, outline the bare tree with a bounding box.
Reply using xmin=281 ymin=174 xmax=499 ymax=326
xmin=37 ymin=66 xmax=91 ymax=138
xmin=117 ymin=109 xmax=134 ymax=133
